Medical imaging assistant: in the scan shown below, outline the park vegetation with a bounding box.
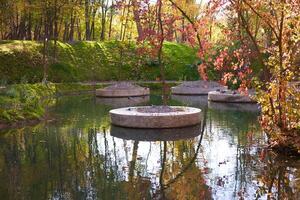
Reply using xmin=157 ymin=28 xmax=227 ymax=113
xmin=0 ymin=0 xmax=299 ymax=154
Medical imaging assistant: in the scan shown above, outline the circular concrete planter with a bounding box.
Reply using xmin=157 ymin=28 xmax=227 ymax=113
xmin=110 ymin=124 xmax=201 ymax=141
xmin=110 ymin=106 xmax=201 ymax=128
xmin=171 ymin=81 xmax=226 ymax=95
xmin=96 ymin=82 xmax=150 ymax=97
xmin=208 ymin=90 xmax=256 ymax=103
xmin=96 ymin=96 xmax=149 ymax=108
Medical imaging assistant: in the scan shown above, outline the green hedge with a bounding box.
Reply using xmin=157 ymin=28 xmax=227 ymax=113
xmin=0 ymin=40 xmax=200 ymax=84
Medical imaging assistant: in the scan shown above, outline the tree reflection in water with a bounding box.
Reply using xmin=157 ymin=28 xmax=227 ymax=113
xmin=202 ymin=107 xmax=300 ymax=199
xmin=254 ymin=150 xmax=300 ymax=200
xmin=0 ymin=95 xmax=299 ymax=199
xmin=111 ymin=115 xmax=210 ymax=200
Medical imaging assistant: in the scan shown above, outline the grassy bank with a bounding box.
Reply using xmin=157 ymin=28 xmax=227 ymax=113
xmin=0 ymin=83 xmax=101 ymax=126
xmin=0 ymin=40 xmax=199 ymax=84
xmin=0 ymin=84 xmax=55 ymax=126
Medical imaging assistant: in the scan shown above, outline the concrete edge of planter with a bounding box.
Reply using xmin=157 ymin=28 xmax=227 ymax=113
xmin=208 ymin=91 xmax=256 ymax=103
xmin=110 ymin=106 xmax=201 ymax=128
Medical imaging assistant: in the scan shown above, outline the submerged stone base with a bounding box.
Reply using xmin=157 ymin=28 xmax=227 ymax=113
xmin=171 ymin=81 xmax=226 ymax=95
xmin=96 ymin=82 xmax=150 ymax=97
xmin=110 ymin=124 xmax=201 ymax=141
xmin=110 ymin=106 xmax=201 ymax=128
xmin=208 ymin=90 xmax=256 ymax=103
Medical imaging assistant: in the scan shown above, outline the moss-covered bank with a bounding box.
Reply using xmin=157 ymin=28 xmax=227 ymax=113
xmin=0 ymin=40 xmax=199 ymax=84
xmin=0 ymin=84 xmax=55 ymax=127
xmin=0 ymin=83 xmax=103 ymax=127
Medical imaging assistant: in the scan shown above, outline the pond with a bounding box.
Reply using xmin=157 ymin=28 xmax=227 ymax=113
xmin=0 ymin=93 xmax=299 ymax=200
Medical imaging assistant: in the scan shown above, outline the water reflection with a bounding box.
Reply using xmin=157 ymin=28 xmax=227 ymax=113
xmin=254 ymin=150 xmax=300 ymax=199
xmin=208 ymin=101 xmax=260 ymax=112
xmin=0 ymin=95 xmax=299 ymax=200
xmin=110 ymin=125 xmax=201 ymax=141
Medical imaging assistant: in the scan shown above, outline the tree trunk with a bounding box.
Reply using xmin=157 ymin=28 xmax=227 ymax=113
xmin=77 ymin=18 xmax=82 ymax=40
xmin=122 ymin=0 xmax=131 ymax=41
xmin=100 ymin=0 xmax=108 ymax=41
xmin=157 ymin=0 xmax=167 ymax=106
xmin=63 ymin=21 xmax=69 ymax=41
xmin=181 ymin=18 xmax=185 ymax=42
xmin=27 ymin=13 xmax=32 ymax=40
xmin=108 ymin=0 xmax=114 ymax=39
xmin=53 ymin=0 xmax=58 ymax=61
xmin=85 ymin=0 xmax=91 ymax=40
xmin=119 ymin=2 xmax=126 ymax=40
xmin=132 ymin=0 xmax=143 ymax=41
xmin=43 ymin=18 xmax=48 ymax=82
xmin=69 ymin=13 xmax=75 ymax=42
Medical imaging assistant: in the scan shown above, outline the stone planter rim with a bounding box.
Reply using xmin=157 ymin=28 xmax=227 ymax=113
xmin=208 ymin=90 xmax=256 ymax=103
xmin=110 ymin=106 xmax=201 ymax=128
xmin=110 ymin=106 xmax=200 ymax=116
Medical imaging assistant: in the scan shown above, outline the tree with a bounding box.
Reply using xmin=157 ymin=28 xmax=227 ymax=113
xmin=238 ymin=0 xmax=300 ymax=153
xmin=168 ymin=0 xmax=299 ymax=153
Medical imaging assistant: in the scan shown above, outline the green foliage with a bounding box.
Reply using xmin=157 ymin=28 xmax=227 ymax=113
xmin=0 ymin=83 xmax=56 ymax=123
xmin=0 ymin=40 xmax=199 ymax=84
xmin=0 ymin=47 xmax=44 ymax=83
xmin=49 ymin=62 xmax=77 ymax=82
xmin=162 ymin=42 xmax=199 ymax=80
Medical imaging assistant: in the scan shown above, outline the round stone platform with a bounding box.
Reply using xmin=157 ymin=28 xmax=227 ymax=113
xmin=96 ymin=82 xmax=150 ymax=97
xmin=110 ymin=124 xmax=201 ymax=141
xmin=208 ymin=90 xmax=256 ymax=103
xmin=110 ymin=106 xmax=201 ymax=128
xmin=171 ymin=81 xmax=226 ymax=95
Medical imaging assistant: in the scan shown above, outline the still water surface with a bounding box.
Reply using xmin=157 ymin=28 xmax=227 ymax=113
xmin=0 ymin=94 xmax=299 ymax=200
